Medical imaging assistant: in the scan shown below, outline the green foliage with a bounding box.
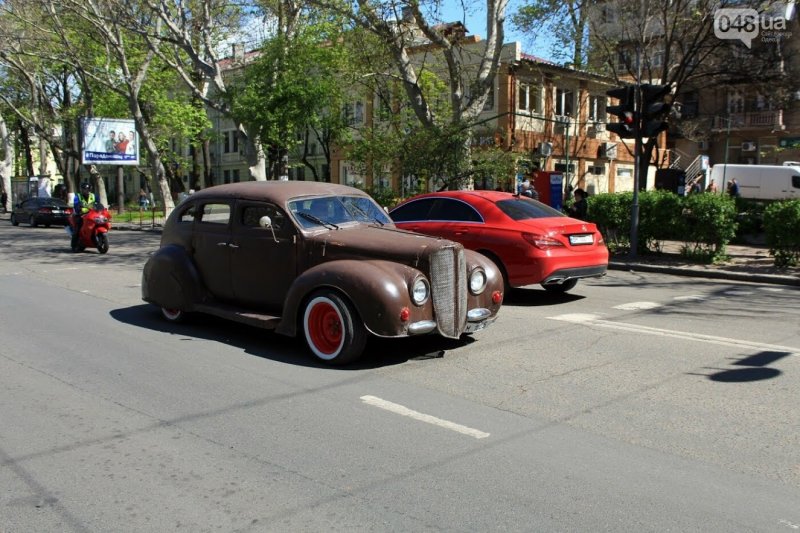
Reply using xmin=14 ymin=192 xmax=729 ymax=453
xmin=586 ymin=191 xmax=738 ymax=260
xmin=764 ymin=200 xmax=800 ymax=267
xmin=471 ymin=147 xmax=519 ymax=190
xmin=679 ymin=193 xmax=738 ymax=261
xmin=361 ymin=185 xmax=397 ymax=209
xmin=637 ymin=190 xmax=685 ymax=252
xmin=586 ymin=192 xmax=632 ymax=251
xmin=398 ymin=124 xmax=471 ymax=190
xmin=230 ymin=29 xmax=350 ymax=156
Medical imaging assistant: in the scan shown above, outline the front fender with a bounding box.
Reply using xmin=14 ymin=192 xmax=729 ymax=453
xmin=276 ymin=259 xmax=431 ymax=338
xmin=141 ymin=244 xmax=207 ymax=310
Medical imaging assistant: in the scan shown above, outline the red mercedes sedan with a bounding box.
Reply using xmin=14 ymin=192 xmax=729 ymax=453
xmin=389 ymin=190 xmax=609 ymax=293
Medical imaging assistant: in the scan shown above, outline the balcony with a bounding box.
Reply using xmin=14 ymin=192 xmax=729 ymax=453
xmin=711 ymin=110 xmax=785 ymax=131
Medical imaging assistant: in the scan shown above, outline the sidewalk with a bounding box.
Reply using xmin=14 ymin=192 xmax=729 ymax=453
xmin=3 ymin=211 xmax=798 ymax=286
xmin=609 ymin=241 xmax=800 ymax=286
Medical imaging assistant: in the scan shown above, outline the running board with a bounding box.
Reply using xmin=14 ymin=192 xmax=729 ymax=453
xmin=193 ymin=303 xmax=281 ymax=330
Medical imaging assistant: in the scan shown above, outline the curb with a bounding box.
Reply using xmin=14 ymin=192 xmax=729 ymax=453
xmin=609 ymin=261 xmax=800 ymax=287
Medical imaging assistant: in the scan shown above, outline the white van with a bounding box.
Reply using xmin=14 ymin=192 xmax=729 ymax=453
xmin=709 ymin=164 xmax=800 ymax=200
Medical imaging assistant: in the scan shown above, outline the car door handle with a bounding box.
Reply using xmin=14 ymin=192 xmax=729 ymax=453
xmin=216 ymin=242 xmax=228 ymax=247
xmin=228 ymin=243 xmax=239 ymax=249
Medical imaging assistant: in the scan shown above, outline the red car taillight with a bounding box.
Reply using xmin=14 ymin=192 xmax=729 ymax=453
xmin=65 ymin=207 xmax=74 ymax=214
xmin=522 ymin=232 xmax=564 ymax=250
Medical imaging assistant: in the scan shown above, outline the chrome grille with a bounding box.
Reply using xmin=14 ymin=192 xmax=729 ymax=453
xmin=430 ymin=247 xmax=467 ymax=338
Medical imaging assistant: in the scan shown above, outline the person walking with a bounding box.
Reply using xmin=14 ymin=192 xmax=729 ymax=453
xmin=727 ymin=178 xmax=740 ymax=197
xmin=1 ymin=190 xmax=7 ymax=214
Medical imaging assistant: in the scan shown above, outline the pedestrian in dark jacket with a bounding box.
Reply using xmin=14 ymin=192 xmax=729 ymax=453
xmin=568 ymin=188 xmax=588 ymax=220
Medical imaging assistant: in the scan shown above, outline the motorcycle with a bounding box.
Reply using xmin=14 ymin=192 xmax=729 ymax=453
xmin=67 ymin=202 xmax=112 ymax=254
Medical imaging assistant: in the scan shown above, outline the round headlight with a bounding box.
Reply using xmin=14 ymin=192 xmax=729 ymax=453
xmin=469 ymin=269 xmax=487 ymax=295
xmin=411 ymin=278 xmax=429 ymax=305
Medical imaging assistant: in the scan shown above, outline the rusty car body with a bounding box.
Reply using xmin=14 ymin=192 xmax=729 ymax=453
xmin=142 ymin=182 xmax=504 ymax=364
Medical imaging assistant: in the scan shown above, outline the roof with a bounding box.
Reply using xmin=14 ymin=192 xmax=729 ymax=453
xmin=191 ymin=181 xmax=369 ymax=205
xmin=519 ymin=52 xmax=615 ymax=84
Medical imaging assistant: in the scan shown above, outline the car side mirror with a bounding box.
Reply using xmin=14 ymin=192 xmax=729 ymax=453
xmin=259 ymin=215 xmax=280 ymax=243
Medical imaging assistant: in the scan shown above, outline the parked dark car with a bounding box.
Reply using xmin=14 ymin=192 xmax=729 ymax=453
xmin=142 ymin=182 xmax=504 ymax=365
xmin=11 ymin=197 xmax=73 ymax=227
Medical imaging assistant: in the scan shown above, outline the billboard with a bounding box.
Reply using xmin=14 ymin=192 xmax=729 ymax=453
xmin=81 ymin=118 xmax=139 ymax=165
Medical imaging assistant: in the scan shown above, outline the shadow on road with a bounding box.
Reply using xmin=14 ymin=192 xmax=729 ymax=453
xmin=503 ymin=287 xmax=584 ymax=307
xmin=110 ymin=304 xmax=475 ymax=370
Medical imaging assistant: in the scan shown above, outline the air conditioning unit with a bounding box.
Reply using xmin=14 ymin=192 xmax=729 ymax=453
xmin=538 ymin=142 xmax=553 ymax=156
xmin=741 ymin=141 xmax=757 ymax=151
xmin=603 ymin=142 xmax=618 ymax=159
xmin=593 ymin=123 xmax=606 ymax=132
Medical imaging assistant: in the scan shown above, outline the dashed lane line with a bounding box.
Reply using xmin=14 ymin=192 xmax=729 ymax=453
xmin=360 ymin=395 xmax=490 ymax=439
xmin=548 ymin=313 xmax=800 ymax=356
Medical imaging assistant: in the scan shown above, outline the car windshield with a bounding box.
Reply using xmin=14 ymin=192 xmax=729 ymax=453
xmin=495 ymin=197 xmax=566 ymax=221
xmin=288 ymin=195 xmax=392 ymax=229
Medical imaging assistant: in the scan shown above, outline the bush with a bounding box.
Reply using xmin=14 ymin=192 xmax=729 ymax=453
xmin=586 ymin=192 xmax=632 ymax=252
xmin=637 ymin=190 xmax=684 ymax=253
xmin=764 ymin=200 xmax=800 ymax=267
xmin=679 ymin=193 xmax=738 ymax=262
xmin=587 ymin=190 xmax=737 ymax=261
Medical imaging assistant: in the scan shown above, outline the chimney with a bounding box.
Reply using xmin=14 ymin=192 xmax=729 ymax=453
xmin=231 ymin=43 xmax=244 ymax=62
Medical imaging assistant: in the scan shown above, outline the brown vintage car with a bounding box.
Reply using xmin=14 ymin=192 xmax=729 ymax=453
xmin=142 ymin=181 xmax=504 ymax=364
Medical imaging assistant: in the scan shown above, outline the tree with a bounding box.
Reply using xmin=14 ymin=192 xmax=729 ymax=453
xmin=230 ymin=23 xmax=351 ymax=179
xmin=512 ymin=0 xmax=592 ymax=69
xmin=0 ymin=111 xmax=13 ymax=204
xmin=136 ymin=0 xmax=269 ymax=180
xmin=310 ymin=0 xmax=509 ymax=188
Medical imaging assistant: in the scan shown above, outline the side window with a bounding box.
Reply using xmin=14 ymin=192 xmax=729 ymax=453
xmin=198 ymin=203 xmax=230 ymax=225
xmin=389 ymin=199 xmax=435 ymax=222
xmin=241 ymin=204 xmax=287 ymax=232
xmin=792 ymin=175 xmax=800 ymax=188
xmin=177 ymin=204 xmax=197 ymax=224
xmin=428 ymin=199 xmax=483 ymax=222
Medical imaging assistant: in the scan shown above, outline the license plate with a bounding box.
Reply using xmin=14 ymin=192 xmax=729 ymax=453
xmin=569 ymin=234 xmax=593 ymax=245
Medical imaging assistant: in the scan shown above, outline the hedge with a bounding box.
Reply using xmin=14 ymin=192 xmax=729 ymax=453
xmin=764 ymin=200 xmax=800 ymax=267
xmin=586 ymin=191 xmax=738 ymax=262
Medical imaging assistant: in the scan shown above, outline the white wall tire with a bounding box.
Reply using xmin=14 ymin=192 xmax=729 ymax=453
xmin=302 ymin=291 xmax=366 ymax=365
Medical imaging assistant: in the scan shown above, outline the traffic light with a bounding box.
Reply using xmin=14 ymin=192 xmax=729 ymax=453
xmin=606 ymin=86 xmax=636 ymax=139
xmin=639 ymin=83 xmax=672 ymax=138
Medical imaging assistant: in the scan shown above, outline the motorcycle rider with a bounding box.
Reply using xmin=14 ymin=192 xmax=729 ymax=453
xmin=72 ymin=182 xmax=96 ymax=245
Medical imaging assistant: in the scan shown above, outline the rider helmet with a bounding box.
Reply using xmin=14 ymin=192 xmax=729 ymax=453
xmin=80 ymin=182 xmax=91 ymax=192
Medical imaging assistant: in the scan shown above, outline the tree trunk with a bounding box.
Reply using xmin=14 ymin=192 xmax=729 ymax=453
xmin=18 ymin=123 xmax=35 ymax=178
xmin=86 ymin=165 xmax=109 ymax=206
xmin=241 ymin=127 xmax=266 ymax=181
xmin=0 ymin=113 xmax=14 ymax=208
xmin=202 ymin=139 xmax=212 ymax=188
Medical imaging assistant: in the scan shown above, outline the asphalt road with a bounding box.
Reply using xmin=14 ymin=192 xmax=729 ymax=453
xmin=1 ymin=224 xmax=799 ymax=532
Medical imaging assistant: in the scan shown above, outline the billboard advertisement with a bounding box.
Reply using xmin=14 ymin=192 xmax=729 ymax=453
xmin=81 ymin=118 xmax=139 ymax=165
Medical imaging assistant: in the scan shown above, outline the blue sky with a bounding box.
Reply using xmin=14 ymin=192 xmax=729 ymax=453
xmin=437 ymin=0 xmax=557 ymax=62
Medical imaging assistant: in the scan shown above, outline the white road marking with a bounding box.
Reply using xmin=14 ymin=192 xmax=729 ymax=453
xmin=613 ymin=301 xmax=662 ymax=310
xmin=779 ymin=519 xmax=800 ymax=530
xmin=673 ymin=295 xmax=707 ymax=301
xmin=548 ymin=313 xmax=800 ymax=355
xmin=360 ymin=395 xmax=490 ymax=439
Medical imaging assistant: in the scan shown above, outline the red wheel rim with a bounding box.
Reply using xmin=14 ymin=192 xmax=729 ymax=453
xmin=307 ymin=301 xmax=343 ymax=355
